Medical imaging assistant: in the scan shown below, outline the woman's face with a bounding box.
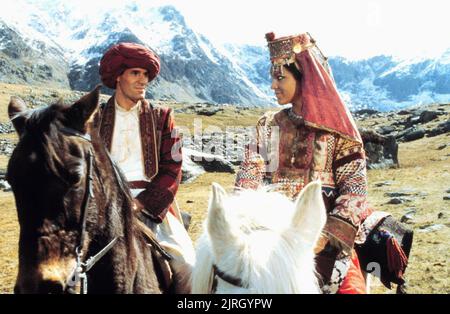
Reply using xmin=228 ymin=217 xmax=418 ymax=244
xmin=271 ymin=67 xmax=297 ymax=105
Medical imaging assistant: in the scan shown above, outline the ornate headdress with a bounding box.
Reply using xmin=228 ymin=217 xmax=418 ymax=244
xmin=265 ymin=32 xmax=361 ymax=143
xmin=266 ymin=32 xmax=333 ymax=79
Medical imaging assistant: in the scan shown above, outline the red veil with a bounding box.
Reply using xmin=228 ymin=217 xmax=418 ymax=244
xmin=266 ymin=32 xmax=362 ymax=143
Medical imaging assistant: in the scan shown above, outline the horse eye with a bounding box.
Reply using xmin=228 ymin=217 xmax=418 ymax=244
xmin=65 ymin=162 xmax=84 ymax=185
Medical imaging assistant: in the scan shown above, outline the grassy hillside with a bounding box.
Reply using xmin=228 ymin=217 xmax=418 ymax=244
xmin=0 ymin=83 xmax=448 ymax=293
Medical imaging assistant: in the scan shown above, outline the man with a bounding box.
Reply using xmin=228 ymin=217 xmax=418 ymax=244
xmin=98 ymin=42 xmax=195 ymax=292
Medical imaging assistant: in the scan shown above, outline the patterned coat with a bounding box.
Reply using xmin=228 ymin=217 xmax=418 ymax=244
xmin=235 ymin=108 xmax=372 ymax=284
xmin=97 ymin=96 xmax=182 ymax=223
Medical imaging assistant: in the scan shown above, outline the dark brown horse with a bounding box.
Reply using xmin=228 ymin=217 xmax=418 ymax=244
xmin=7 ymin=87 xmax=171 ymax=294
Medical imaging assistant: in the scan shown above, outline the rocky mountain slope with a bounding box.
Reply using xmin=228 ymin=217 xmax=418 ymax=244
xmin=0 ymin=1 xmax=271 ymax=106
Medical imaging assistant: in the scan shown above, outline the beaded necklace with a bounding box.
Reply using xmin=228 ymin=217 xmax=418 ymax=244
xmin=286 ymin=107 xmax=304 ymax=165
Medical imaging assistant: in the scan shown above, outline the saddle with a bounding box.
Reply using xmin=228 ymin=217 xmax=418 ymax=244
xmin=135 ymin=213 xmax=193 ymax=294
xmin=355 ymin=215 xmax=413 ymax=291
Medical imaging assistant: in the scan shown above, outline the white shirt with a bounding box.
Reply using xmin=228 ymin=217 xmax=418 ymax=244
xmin=110 ymin=99 xmax=146 ymax=196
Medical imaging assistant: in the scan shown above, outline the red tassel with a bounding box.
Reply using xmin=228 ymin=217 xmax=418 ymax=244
xmin=265 ymin=32 xmax=276 ymax=42
xmin=386 ymin=237 xmax=408 ymax=279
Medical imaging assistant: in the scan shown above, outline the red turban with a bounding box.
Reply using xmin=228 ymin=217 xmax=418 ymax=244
xmin=99 ymin=42 xmax=160 ymax=89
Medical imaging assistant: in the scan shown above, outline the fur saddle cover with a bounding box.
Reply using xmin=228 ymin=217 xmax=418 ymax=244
xmin=355 ymin=214 xmax=413 ymax=290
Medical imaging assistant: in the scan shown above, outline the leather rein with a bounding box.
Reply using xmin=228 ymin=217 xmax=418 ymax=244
xmin=212 ymin=264 xmax=248 ymax=292
xmin=60 ymin=127 xmax=119 ymax=294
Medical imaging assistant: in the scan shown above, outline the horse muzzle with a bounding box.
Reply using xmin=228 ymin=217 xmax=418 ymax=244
xmin=33 ymin=258 xmax=77 ymax=294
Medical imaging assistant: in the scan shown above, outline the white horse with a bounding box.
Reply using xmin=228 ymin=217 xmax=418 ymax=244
xmin=191 ymin=181 xmax=327 ymax=294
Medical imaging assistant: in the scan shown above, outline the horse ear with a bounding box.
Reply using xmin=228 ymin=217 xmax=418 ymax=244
xmin=65 ymin=85 xmax=101 ymax=132
xmin=8 ymin=96 xmax=29 ymax=135
xmin=291 ymin=180 xmax=327 ymax=245
xmin=207 ymin=183 xmax=232 ymax=242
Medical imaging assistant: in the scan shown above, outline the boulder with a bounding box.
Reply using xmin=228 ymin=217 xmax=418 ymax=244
xmin=396 ymin=126 xmax=425 ymax=142
xmin=360 ymin=129 xmax=399 ymax=169
xmin=0 ymin=179 xmax=11 ymax=192
xmin=404 ymin=115 xmax=421 ymax=128
xmin=403 ymin=128 xmax=425 ymax=142
xmin=426 ymin=120 xmax=450 ymax=137
xmin=196 ymin=107 xmax=223 ymax=116
xmin=419 ymin=110 xmax=439 ymax=124
xmin=418 ymin=224 xmax=445 ymax=233
xmin=354 ymin=109 xmax=380 ymax=116
xmin=0 ymin=122 xmax=14 ymax=134
xmin=184 ymin=130 xmax=251 ymax=166
xmin=387 ymin=197 xmax=413 ymax=204
xmin=183 ymin=148 xmax=235 ymax=174
xmin=377 ymin=125 xmax=396 ymax=135
xmin=181 ymin=153 xmax=205 ymax=183
xmin=400 ymin=213 xmax=415 ymax=224
xmin=0 ymin=139 xmax=16 ymax=156
xmin=374 ymin=181 xmax=395 ymax=187
xmin=182 ymin=103 xmax=224 ymax=116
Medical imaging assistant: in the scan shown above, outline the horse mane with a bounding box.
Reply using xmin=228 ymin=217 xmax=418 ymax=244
xmin=88 ymin=124 xmax=138 ymax=258
xmin=193 ymin=188 xmax=321 ymax=294
xmin=23 ymin=104 xmax=139 ymax=259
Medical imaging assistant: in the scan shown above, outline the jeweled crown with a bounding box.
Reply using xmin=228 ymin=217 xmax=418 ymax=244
xmin=265 ymin=32 xmax=314 ymax=66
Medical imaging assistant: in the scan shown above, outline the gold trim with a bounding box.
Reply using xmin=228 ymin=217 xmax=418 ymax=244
xmin=267 ymin=33 xmax=315 ymax=66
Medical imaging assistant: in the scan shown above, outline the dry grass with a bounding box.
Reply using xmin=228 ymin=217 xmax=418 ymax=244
xmin=164 ymin=103 xmax=268 ymax=135
xmin=367 ymin=133 xmax=450 ymax=294
xmin=0 ymin=83 xmax=448 ymax=294
xmin=0 ymin=192 xmax=18 ymax=294
xmin=176 ymin=173 xmax=236 ymax=241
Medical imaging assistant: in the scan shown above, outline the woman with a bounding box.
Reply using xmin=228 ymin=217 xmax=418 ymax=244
xmin=235 ymin=32 xmax=370 ymax=293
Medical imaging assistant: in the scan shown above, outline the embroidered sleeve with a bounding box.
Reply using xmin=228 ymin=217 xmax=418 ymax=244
xmin=136 ymin=108 xmax=182 ymax=223
xmin=234 ymin=146 xmax=266 ymax=189
xmin=234 ymin=113 xmax=274 ymax=190
xmin=322 ymin=136 xmax=369 ymax=254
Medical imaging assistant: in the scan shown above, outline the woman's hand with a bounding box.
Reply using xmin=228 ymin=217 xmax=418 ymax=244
xmin=314 ymin=235 xmax=329 ymax=254
xmin=133 ymin=199 xmax=145 ymax=213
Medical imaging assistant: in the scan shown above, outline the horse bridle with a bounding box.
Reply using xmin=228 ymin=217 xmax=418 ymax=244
xmin=211 ymin=264 xmax=248 ymax=292
xmin=60 ymin=126 xmax=119 ymax=294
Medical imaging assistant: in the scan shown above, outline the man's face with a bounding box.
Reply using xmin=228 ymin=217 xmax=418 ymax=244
xmin=116 ymin=67 xmax=149 ymax=102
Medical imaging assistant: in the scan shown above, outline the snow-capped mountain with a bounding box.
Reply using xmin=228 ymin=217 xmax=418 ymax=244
xmin=0 ymin=0 xmax=449 ymax=110
xmin=228 ymin=45 xmax=450 ymax=111
xmin=0 ymin=0 xmax=272 ymax=106
xmin=329 ymin=52 xmax=450 ymax=111
xmin=0 ymin=3 xmax=69 ymax=88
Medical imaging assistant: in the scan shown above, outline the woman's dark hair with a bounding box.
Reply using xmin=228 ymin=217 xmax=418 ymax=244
xmin=284 ymin=63 xmax=302 ymax=81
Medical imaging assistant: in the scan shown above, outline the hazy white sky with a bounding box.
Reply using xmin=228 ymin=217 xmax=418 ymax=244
xmin=20 ymin=0 xmax=450 ymax=60
xmin=173 ymin=0 xmax=450 ymax=59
